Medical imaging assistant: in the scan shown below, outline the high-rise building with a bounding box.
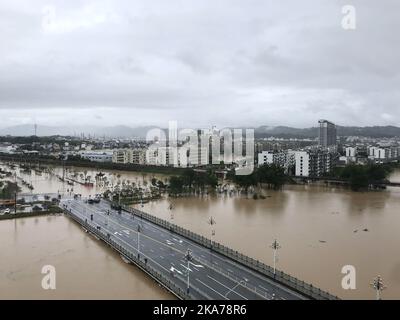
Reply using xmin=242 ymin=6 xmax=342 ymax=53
xmin=318 ymin=120 xmax=337 ymax=147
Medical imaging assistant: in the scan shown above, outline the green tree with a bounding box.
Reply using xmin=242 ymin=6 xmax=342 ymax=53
xmin=257 ymin=164 xmax=286 ymax=189
xmin=0 ymin=181 xmax=20 ymax=199
xmin=169 ymin=176 xmax=184 ymax=195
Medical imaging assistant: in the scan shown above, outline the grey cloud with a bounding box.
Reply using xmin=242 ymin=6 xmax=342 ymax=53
xmin=0 ymin=0 xmax=399 ymax=129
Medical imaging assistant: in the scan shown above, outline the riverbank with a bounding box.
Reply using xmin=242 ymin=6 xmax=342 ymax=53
xmin=0 ymin=209 xmax=63 ymax=221
xmin=0 ymin=153 xmax=188 ymax=175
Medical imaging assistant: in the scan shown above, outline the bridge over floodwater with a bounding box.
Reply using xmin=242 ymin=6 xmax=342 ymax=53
xmin=61 ymin=198 xmax=339 ymax=300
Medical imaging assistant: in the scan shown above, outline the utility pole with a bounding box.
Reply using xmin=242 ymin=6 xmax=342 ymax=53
xmin=371 ymin=275 xmax=386 ymax=300
xmin=270 ymin=239 xmax=281 ymax=276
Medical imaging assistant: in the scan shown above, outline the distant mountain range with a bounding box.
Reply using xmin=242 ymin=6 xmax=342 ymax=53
xmin=1 ymin=124 xmax=400 ymax=139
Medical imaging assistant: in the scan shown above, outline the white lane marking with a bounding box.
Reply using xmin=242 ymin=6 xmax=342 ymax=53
xmin=180 ymin=263 xmax=193 ymax=272
xmin=207 ymin=275 xmax=248 ymax=300
xmin=173 ymin=238 xmax=183 ymax=244
xmin=170 ymin=267 xmax=182 ymax=275
xmin=195 ymin=278 xmax=228 ymax=300
xmin=259 ymin=285 xmax=269 ymax=292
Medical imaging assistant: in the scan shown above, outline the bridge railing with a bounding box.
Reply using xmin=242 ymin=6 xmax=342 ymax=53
xmin=209 ymin=242 xmax=337 ymax=300
xmin=65 ymin=209 xmax=191 ymax=300
xmin=121 ymin=203 xmax=339 ymax=300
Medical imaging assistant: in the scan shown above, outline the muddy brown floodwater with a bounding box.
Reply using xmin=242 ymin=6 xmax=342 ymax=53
xmin=0 ymin=215 xmax=173 ymax=299
xmin=2 ymin=162 xmax=400 ymax=299
xmin=138 ymin=172 xmax=400 ymax=300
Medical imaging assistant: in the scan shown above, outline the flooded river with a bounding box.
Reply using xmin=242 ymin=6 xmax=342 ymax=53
xmin=1 ymin=162 xmax=400 ymax=299
xmin=0 ymin=215 xmax=172 ymax=299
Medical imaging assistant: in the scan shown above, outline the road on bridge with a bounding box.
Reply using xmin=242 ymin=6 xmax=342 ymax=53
xmin=61 ymin=198 xmax=308 ymax=300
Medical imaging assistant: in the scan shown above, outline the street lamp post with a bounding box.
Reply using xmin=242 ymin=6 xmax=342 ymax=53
xmin=371 ymin=275 xmax=386 ymax=300
xmin=208 ymin=216 xmax=216 ymax=246
xmin=169 ymin=202 xmax=174 ymax=221
xmin=184 ymin=248 xmax=204 ymax=296
xmin=270 ymin=239 xmax=281 ymax=276
xmin=185 ymin=249 xmax=193 ymax=294
xmin=137 ymin=224 xmax=142 ymax=259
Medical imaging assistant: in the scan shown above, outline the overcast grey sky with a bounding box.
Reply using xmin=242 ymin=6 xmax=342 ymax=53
xmin=0 ymin=0 xmax=399 ymax=129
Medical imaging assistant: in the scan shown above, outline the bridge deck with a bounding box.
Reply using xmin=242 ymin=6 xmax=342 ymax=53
xmin=61 ymin=198 xmax=313 ymax=300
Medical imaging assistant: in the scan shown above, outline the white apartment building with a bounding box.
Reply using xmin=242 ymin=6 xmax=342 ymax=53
xmin=145 ymin=144 xmax=208 ymax=168
xmin=294 ymin=149 xmax=336 ymax=177
xmin=145 ymin=147 xmax=170 ymax=166
xmin=113 ymin=149 xmax=132 ymax=164
xmin=295 ymin=151 xmax=310 ymax=177
xmin=368 ymin=147 xmax=386 ymax=160
xmin=367 ymin=146 xmax=400 ymax=163
xmin=132 ymin=149 xmax=146 ymax=164
xmin=258 ymin=150 xmax=295 ymax=173
xmin=113 ymin=149 xmax=146 ymax=164
xmin=146 ymin=148 xmax=160 ymax=165
xmin=345 ymin=147 xmax=357 ymax=158
xmin=258 ymin=151 xmax=274 ymax=166
xmin=188 ymin=146 xmax=209 ymax=166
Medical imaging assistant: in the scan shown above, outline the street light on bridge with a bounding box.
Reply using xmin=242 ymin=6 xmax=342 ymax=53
xmin=270 ymin=239 xmax=281 ymax=276
xmin=169 ymin=202 xmax=174 ymax=221
xmin=137 ymin=224 xmax=142 ymax=259
xmin=208 ymin=216 xmax=216 ymax=244
xmin=371 ymin=275 xmax=386 ymax=300
xmin=184 ymin=248 xmax=203 ymax=295
xmin=185 ymin=249 xmax=193 ymax=294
